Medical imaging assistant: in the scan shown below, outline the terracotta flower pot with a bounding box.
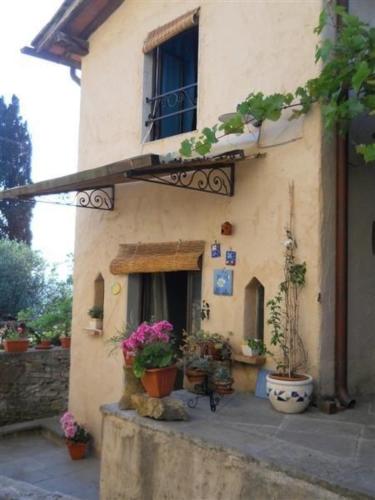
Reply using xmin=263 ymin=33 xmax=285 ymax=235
xmin=200 ymin=342 xmax=222 ymax=360
xmin=123 ymin=350 xmax=134 ymax=367
xmin=66 ymin=441 xmax=87 ymax=460
xmin=4 ymin=339 xmax=29 ymax=353
xmin=185 ymin=368 xmax=206 ymax=384
xmin=214 ymin=378 xmax=234 ymax=395
xmin=141 ymin=365 xmax=177 ymax=398
xmin=60 ymin=337 xmax=71 ymax=349
xmin=38 ymin=340 xmax=52 ymax=349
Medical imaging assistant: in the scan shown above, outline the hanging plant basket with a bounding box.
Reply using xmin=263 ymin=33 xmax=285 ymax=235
xmin=141 ymin=365 xmax=177 ymax=398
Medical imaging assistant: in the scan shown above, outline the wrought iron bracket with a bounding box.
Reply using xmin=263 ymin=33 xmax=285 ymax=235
xmin=127 ymin=163 xmax=235 ymax=197
xmin=39 ymin=186 xmax=115 ymax=210
xmin=74 ymin=186 xmax=115 ymax=210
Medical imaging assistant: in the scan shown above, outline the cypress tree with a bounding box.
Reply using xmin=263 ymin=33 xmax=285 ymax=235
xmin=0 ymin=95 xmax=34 ymax=243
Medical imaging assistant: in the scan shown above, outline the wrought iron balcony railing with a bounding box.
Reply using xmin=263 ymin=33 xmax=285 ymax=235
xmin=145 ymin=82 xmax=197 ymax=126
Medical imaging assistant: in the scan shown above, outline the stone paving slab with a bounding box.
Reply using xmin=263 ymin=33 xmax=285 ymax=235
xmin=102 ymin=391 xmax=375 ymax=499
xmin=0 ymin=434 xmax=99 ymax=500
xmin=0 ymin=475 xmax=78 ymax=499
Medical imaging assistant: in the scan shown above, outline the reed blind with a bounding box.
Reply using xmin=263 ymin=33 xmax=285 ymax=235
xmin=143 ymin=8 xmax=200 ymax=54
xmin=110 ymin=240 xmax=205 ymax=274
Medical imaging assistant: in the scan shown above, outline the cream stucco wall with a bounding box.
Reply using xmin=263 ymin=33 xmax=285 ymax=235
xmin=69 ymin=0 xmax=328 ymax=448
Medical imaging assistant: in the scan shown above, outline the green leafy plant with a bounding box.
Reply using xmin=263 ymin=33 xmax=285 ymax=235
xmin=2 ymin=328 xmax=22 ymax=340
xmin=185 ymin=355 xmax=210 ymax=372
xmin=39 ymin=330 xmax=57 ymax=341
xmin=182 ymin=330 xmax=232 ymax=359
xmin=133 ymin=342 xmax=175 ymax=378
xmin=88 ymin=306 xmax=103 ymax=319
xmin=180 ymin=7 xmax=375 ymax=163
xmin=213 ymin=366 xmax=232 ymax=383
xmin=247 ymin=338 xmax=269 ymax=356
xmin=267 ymin=224 xmax=307 ymax=377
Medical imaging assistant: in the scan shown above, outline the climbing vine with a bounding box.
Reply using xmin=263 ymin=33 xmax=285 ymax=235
xmin=180 ymin=6 xmax=375 ymax=162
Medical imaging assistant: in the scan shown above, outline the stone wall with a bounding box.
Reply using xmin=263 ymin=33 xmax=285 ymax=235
xmin=0 ymin=348 xmax=70 ymax=426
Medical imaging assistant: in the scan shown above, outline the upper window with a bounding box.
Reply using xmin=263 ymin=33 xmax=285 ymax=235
xmin=146 ymin=26 xmax=198 ymax=141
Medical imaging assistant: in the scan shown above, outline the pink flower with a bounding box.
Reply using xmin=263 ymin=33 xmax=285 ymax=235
xmin=122 ymin=320 xmax=173 ymax=354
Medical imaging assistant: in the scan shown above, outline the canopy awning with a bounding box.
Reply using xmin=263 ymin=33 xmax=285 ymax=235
xmin=0 ymin=154 xmax=158 ymax=200
xmin=110 ymin=240 xmax=205 ymax=274
xmin=0 ymin=150 xmax=261 ymax=210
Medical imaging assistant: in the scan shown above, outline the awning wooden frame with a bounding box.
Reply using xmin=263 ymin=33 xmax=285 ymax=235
xmin=22 ymin=0 xmax=125 ymax=68
xmin=0 ymin=150 xmax=263 ymax=210
xmin=110 ymin=240 xmax=205 ymax=274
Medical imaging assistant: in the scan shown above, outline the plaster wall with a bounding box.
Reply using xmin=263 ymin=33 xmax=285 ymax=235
xmin=70 ymin=0 xmax=327 ymax=446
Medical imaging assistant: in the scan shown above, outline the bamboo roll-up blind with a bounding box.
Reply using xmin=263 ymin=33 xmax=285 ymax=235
xmin=143 ymin=8 xmax=200 ymax=54
xmin=110 ymin=240 xmax=205 ymax=274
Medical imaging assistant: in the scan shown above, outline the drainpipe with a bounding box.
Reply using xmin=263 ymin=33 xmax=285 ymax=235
xmin=335 ymin=0 xmax=355 ymax=408
xmin=70 ymin=67 xmax=81 ymax=87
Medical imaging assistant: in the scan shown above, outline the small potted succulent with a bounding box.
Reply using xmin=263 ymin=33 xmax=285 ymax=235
xmin=123 ymin=320 xmax=177 ymax=398
xmin=213 ymin=366 xmax=234 ymax=395
xmin=3 ymin=327 xmax=29 ymax=353
xmin=185 ymin=356 xmax=210 ymax=384
xmin=88 ymin=306 xmax=103 ymax=330
xmin=60 ymin=411 xmax=90 ymax=460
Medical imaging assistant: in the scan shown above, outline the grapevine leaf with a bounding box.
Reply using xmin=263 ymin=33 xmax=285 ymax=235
xmin=356 ymin=144 xmax=375 ymax=163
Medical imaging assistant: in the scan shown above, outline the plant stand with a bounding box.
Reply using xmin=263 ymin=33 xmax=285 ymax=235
xmin=187 ymin=374 xmax=223 ymax=412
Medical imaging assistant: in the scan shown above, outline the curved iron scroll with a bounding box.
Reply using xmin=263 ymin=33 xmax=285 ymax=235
xmin=132 ymin=165 xmax=235 ymax=197
xmin=75 ymin=187 xmax=114 ymax=210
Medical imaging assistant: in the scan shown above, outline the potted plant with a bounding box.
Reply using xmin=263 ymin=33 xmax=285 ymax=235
xmin=88 ymin=306 xmax=103 ymax=330
xmin=60 ymin=331 xmax=71 ymax=349
xmin=185 ymin=356 xmax=210 ymax=384
xmin=60 ymin=411 xmax=90 ymax=460
xmin=182 ymin=330 xmax=232 ymax=361
xmin=123 ymin=320 xmax=177 ymax=398
xmin=241 ymin=338 xmax=268 ymax=357
xmin=3 ymin=328 xmax=29 ymax=353
xmin=213 ymin=366 xmax=234 ymax=395
xmin=36 ymin=330 xmax=56 ymax=349
xmin=266 ymin=226 xmax=313 ymax=414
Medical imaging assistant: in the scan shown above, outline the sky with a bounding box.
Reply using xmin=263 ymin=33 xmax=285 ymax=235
xmin=0 ymin=1 xmax=80 ymax=275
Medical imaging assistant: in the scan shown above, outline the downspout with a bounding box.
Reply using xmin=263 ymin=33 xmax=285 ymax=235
xmin=335 ymin=0 xmax=355 ymax=408
xmin=70 ymin=67 xmax=81 ymax=86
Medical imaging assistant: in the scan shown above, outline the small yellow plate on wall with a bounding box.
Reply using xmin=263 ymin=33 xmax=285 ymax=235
xmin=111 ymin=282 xmax=121 ymax=295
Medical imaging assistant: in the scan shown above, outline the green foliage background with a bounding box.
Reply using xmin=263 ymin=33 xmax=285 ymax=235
xmin=0 ymin=239 xmax=72 ymax=335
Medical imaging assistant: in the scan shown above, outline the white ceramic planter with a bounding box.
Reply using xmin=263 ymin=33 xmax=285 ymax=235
xmin=266 ymin=373 xmax=313 ymax=414
xmin=89 ymin=318 xmax=103 ymax=330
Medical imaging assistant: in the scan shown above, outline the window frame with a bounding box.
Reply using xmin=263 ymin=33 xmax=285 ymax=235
xmin=146 ymin=27 xmax=199 ymax=141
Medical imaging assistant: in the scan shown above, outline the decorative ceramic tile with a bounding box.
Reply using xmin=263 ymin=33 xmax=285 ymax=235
xmin=211 ymin=243 xmax=221 ymax=258
xmin=213 ymin=269 xmax=233 ymax=296
xmin=225 ymin=250 xmax=236 ymax=266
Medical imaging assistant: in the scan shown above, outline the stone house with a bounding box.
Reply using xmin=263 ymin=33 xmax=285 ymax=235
xmin=1 ymin=0 xmax=374 ymax=451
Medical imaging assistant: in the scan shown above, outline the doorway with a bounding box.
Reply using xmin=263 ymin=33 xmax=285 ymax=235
xmin=126 ymin=270 xmax=202 ymax=348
